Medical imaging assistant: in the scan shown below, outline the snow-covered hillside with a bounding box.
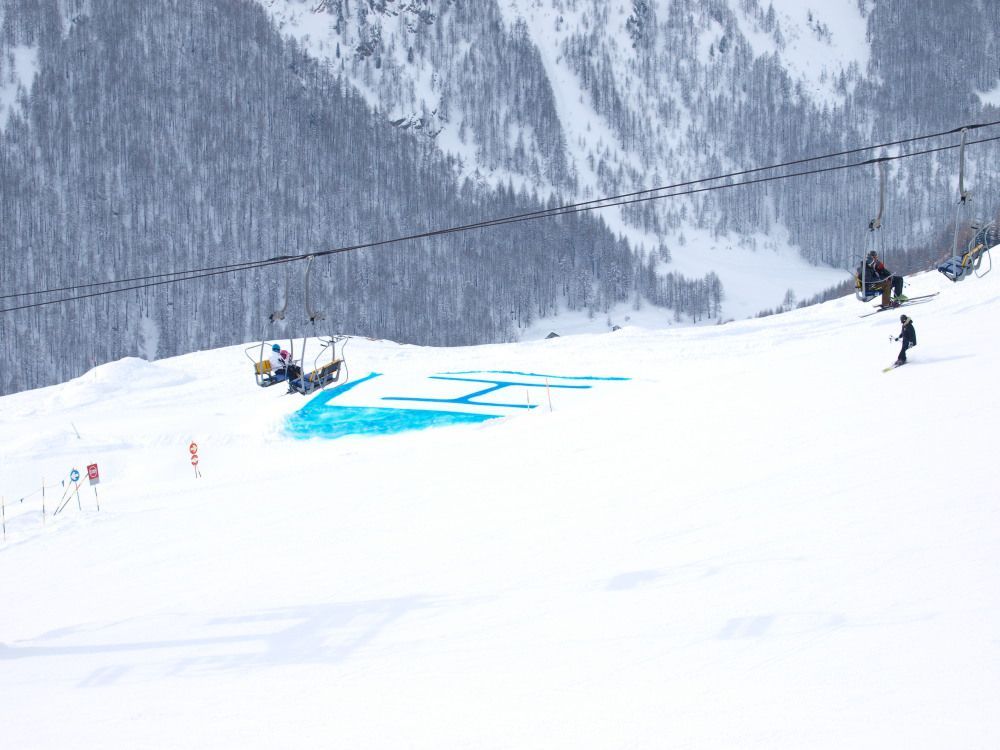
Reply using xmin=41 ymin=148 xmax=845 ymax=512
xmin=256 ymin=0 xmax=1000 ymax=324
xmin=2 ymin=266 xmax=998 ymax=748
xmin=262 ymin=0 xmax=871 ymax=192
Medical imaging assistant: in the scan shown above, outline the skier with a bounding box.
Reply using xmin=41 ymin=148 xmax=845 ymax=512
xmin=893 ymin=314 xmax=916 ymax=367
xmin=858 ymin=250 xmax=906 ymax=308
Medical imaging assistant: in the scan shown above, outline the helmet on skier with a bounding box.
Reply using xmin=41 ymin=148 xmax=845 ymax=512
xmin=868 ymin=250 xmax=878 ymax=259
xmin=280 ymin=350 xmax=289 ymax=359
xmin=272 ymin=343 xmax=281 ymax=352
xmin=900 ymin=315 xmax=908 ymax=323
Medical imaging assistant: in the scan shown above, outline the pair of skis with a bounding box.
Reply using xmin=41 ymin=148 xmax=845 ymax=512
xmin=858 ymin=292 xmax=939 ymax=318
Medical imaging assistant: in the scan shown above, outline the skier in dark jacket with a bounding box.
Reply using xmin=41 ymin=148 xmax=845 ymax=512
xmin=858 ymin=250 xmax=906 ymax=308
xmin=894 ymin=314 xmax=916 ymax=366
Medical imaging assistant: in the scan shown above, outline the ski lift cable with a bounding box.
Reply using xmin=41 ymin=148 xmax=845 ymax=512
xmin=4 ymin=120 xmax=998 ymax=304
xmin=107 ymin=131 xmax=1000 ymax=274
xmin=5 ymin=133 xmax=1000 ymax=315
xmin=0 ymin=255 xmax=299 ymax=301
xmin=0 ymin=258 xmax=293 ymax=313
xmin=5 ymin=119 xmax=997 ymax=304
xmin=439 ymin=134 xmax=1000 ymax=234
xmin=3 ymin=130 xmax=1000 ymax=315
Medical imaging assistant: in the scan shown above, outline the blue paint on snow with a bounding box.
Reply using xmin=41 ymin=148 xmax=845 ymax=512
xmin=286 ymin=404 xmax=498 ymax=440
xmin=285 ymin=371 xmax=501 ymax=440
xmin=303 ymin=371 xmax=382 ymax=404
xmin=284 ymin=370 xmax=629 ymax=440
xmin=442 ymin=370 xmax=630 ymax=381
xmin=382 ymin=375 xmax=592 ymax=410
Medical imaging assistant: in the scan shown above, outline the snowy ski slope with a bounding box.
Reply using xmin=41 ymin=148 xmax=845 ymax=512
xmin=1 ymin=267 xmax=998 ymax=748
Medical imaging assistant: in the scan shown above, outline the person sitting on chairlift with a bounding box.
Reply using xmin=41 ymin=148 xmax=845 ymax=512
xmin=267 ymin=344 xmax=286 ymax=378
xmin=858 ymin=250 xmax=906 ymax=308
xmin=280 ymin=349 xmax=302 ymax=380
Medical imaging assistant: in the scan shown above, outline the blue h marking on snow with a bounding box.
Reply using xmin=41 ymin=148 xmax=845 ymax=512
xmin=285 ymin=370 xmax=630 ymax=440
xmin=381 ymin=375 xmax=593 ymax=410
xmin=285 ymin=403 xmax=497 ymax=440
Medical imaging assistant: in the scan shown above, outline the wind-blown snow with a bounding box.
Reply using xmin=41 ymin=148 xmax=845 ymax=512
xmin=2 ymin=268 xmax=999 ymax=748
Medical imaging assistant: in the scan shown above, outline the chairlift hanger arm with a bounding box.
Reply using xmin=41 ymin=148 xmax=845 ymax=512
xmin=856 ymin=159 xmax=888 ymax=302
xmin=957 ymin=128 xmax=971 ymax=205
xmin=868 ymin=159 xmax=887 ymax=232
xmin=304 ymin=255 xmax=326 ymax=325
xmin=269 ymin=264 xmax=290 ymax=322
xmin=951 ymin=129 xmax=973 ymax=258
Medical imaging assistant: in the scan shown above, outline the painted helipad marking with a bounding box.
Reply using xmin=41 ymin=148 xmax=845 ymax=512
xmin=285 ymin=370 xmax=629 ymax=440
xmin=382 ymin=375 xmax=594 ymax=410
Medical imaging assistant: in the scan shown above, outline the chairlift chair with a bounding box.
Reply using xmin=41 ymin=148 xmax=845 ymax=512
xmin=936 ymin=129 xmax=995 ymax=282
xmin=939 ymin=220 xmax=996 ymax=282
xmin=285 ymin=256 xmax=350 ymax=394
xmin=286 ymin=334 xmax=349 ymax=395
xmin=243 ymin=255 xmax=349 ymax=396
xmin=245 ymin=341 xmax=292 ymax=387
xmin=972 ymin=223 xmax=998 ymax=278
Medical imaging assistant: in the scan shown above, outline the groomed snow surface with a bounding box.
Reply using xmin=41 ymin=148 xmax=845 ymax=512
xmin=2 ymin=268 xmax=998 ymax=748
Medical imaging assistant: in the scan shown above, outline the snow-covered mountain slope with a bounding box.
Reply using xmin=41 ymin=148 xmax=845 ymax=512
xmin=2 ymin=265 xmax=998 ymax=748
xmin=257 ymin=0 xmax=1000 ymax=322
xmin=728 ymin=0 xmax=870 ymax=108
xmin=263 ymin=0 xmax=871 ymax=192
